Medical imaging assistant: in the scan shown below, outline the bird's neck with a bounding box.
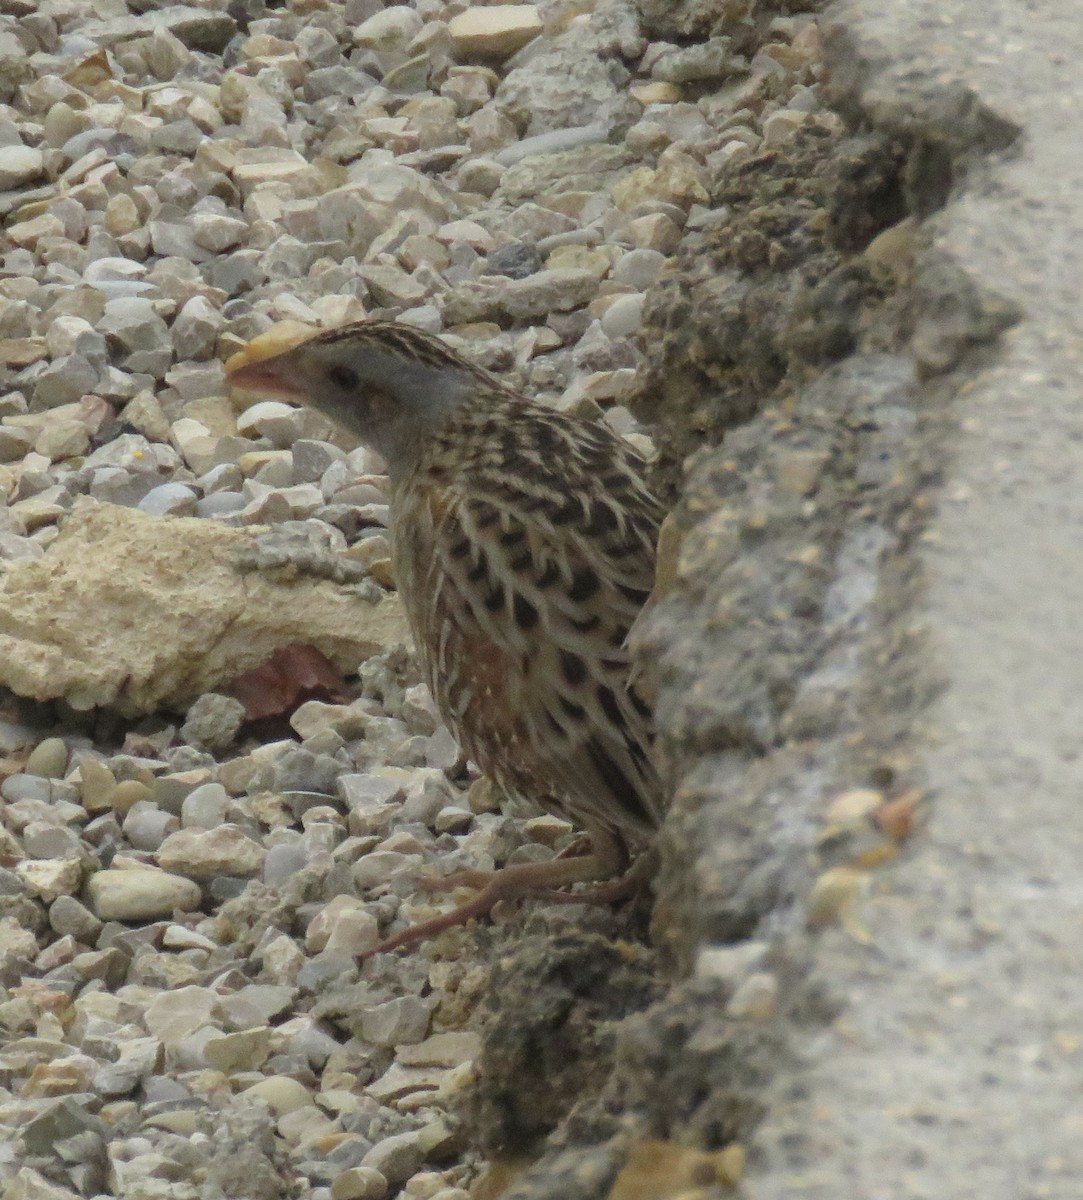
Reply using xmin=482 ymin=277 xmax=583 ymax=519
xmin=381 ymin=378 xmax=517 ymax=482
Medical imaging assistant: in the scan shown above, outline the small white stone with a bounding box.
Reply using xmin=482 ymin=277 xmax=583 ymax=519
xmin=353 ymin=6 xmax=423 ymax=50
xmin=305 ymin=895 xmax=376 ymax=954
xmin=611 ymin=248 xmax=667 ymax=289
xmin=600 ymin=292 xmax=646 ymax=339
xmin=241 ymin=1075 xmax=315 ymax=1116
xmin=0 ymin=145 xmax=44 ymax=190
xmin=763 ymin=107 xmax=812 ymax=146
xmin=85 ymin=866 xmax=202 ymax=921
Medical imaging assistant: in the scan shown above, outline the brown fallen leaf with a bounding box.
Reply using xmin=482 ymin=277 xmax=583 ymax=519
xmin=224 ymin=644 xmax=355 ymax=722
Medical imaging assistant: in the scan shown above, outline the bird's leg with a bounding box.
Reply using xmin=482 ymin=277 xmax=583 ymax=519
xmin=360 ymin=828 xmax=632 ymax=959
xmin=533 ymin=841 xmax=658 ymax=906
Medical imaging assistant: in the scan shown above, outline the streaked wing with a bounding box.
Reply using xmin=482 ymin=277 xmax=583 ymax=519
xmin=394 ymin=406 xmax=664 ymax=840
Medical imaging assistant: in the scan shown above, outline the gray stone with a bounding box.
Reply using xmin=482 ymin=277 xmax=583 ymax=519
xmin=494 ymin=121 xmax=610 ymax=167
xmin=496 ymin=35 xmax=636 ymax=136
xmin=30 ymin=355 xmax=100 ymax=409
xmin=48 ymin=895 xmax=103 ymax=943
xmin=22 ymin=1096 xmax=104 ymax=1158
xmin=293 ymin=439 xmax=346 ymax=485
xmin=611 ymin=248 xmax=667 ymax=289
xmin=172 ymin=296 xmax=223 ymax=361
xmin=180 ymin=693 xmax=246 ymax=752
xmin=353 ymin=6 xmax=423 ymax=51
xmin=440 ymin=268 xmax=600 ymax=324
xmin=359 ymin=995 xmax=433 ymax=1047
xmin=99 ymin=297 xmax=172 ymax=354
xmin=262 ymin=842 xmax=308 ymax=885
xmin=192 ymin=211 xmax=248 ymax=253
xmin=78 ymin=7 xmax=236 ymax=54
xmin=1 ymin=773 xmax=65 ymax=803
xmin=180 ymin=782 xmax=230 ymax=829
xmin=122 ymin=803 xmax=180 ymax=851
xmin=23 ymin=823 xmax=83 ymax=859
xmin=0 ymin=426 xmax=32 ymax=462
xmin=359 ymin=1132 xmax=424 ymax=1189
xmin=137 ymin=483 xmax=199 ymax=517
xmin=93 ymin=1036 xmax=162 ymax=1096
xmin=330 ymin=1166 xmax=388 ymax=1200
xmin=651 ymin=37 xmax=733 ymax=83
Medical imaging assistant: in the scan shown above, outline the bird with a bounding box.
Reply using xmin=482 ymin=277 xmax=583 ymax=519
xmin=227 ymin=320 xmax=665 ymax=955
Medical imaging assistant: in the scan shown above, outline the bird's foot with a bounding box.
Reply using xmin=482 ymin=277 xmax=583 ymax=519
xmin=360 ymin=853 xmax=627 ymax=960
xmin=532 ymin=874 xmax=639 ymax=906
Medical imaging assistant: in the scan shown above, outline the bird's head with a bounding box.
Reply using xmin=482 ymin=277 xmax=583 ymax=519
xmin=227 ymin=320 xmax=489 ymax=477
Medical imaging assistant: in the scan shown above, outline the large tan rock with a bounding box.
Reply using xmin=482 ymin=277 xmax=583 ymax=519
xmin=0 ymin=499 xmax=410 ymax=714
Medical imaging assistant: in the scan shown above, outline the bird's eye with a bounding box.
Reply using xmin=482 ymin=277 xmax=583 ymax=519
xmin=326 ymin=364 xmax=359 ymax=389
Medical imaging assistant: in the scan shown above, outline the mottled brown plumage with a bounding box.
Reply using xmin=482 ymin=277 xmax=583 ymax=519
xmin=228 ymin=320 xmax=664 ymax=953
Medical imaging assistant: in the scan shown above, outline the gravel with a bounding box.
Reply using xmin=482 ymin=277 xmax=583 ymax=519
xmin=0 ymin=0 xmax=826 ymax=1195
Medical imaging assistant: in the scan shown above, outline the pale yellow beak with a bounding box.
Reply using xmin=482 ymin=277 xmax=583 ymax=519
xmin=224 ymin=321 xmax=320 ymax=401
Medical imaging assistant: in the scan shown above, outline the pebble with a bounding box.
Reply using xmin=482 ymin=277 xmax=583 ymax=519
xmin=242 ymin=1075 xmax=316 ymax=1116
xmin=448 ymin=6 xmax=542 ymax=64
xmin=0 ymin=145 xmax=45 ymax=189
xmin=48 ymin=895 xmax=103 ymax=943
xmin=144 ymin=988 xmax=220 ymax=1046
xmin=360 ymin=1132 xmax=425 ymax=1188
xmin=123 ymin=803 xmax=180 ymax=851
xmin=610 ymin=248 xmax=667 ymax=289
xmin=137 ymin=483 xmax=199 ymax=517
xmin=331 ymin=1167 xmax=389 ymax=1200
xmin=15 ymin=857 xmax=82 ymax=902
xmin=203 ymin=1027 xmax=272 ymax=1073
xmin=360 ymin=996 xmax=433 ymax=1047
xmin=84 ymin=867 xmax=202 ymax=921
xmin=157 ymin=825 xmax=267 ymax=878
xmin=24 ymin=737 xmax=69 ymax=779
xmin=600 ymin=292 xmax=646 ymax=339
xmin=180 ymin=782 xmax=230 ymax=829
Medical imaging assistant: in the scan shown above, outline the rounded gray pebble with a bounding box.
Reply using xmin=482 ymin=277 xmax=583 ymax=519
xmin=263 ymin=842 xmax=309 ymax=884
xmin=49 ymin=895 xmax=104 ymax=942
xmin=1 ymin=774 xmax=68 ymax=803
xmin=195 ymin=491 xmax=247 ymax=517
xmin=359 ymin=1132 xmax=424 ymax=1189
xmin=123 ymin=803 xmax=180 ymax=851
xmin=611 ymin=247 xmax=667 ymax=289
xmin=24 ymin=824 xmax=83 ymax=859
xmin=600 ymin=292 xmax=646 ymax=339
xmin=180 ymin=781 xmax=230 ymax=829
xmin=137 ymin=483 xmax=199 ymax=516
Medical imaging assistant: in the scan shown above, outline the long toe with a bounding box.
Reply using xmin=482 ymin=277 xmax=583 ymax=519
xmin=363 ymin=852 xmax=627 ymax=959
